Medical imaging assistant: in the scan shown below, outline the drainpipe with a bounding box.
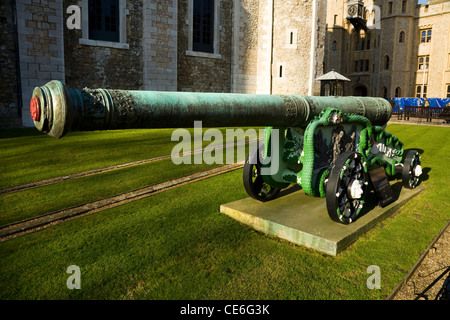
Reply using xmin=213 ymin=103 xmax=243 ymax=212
xmin=308 ymin=0 xmax=317 ymax=96
xmin=270 ymin=0 xmax=274 ymax=94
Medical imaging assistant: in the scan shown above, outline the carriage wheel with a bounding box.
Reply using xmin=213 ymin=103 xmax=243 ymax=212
xmin=402 ymin=150 xmax=422 ymax=189
xmin=243 ymin=143 xmax=281 ymax=202
xmin=326 ymin=151 xmax=368 ymax=224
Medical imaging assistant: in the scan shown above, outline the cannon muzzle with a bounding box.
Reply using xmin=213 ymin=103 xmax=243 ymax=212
xmin=30 ymin=80 xmax=391 ymax=138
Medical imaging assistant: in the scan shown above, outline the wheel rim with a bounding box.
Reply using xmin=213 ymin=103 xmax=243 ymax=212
xmin=243 ymin=144 xmax=281 ymax=201
xmin=326 ymin=152 xmax=368 ymax=224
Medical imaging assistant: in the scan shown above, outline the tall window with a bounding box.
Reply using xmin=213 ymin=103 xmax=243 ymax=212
xmin=88 ymin=0 xmax=119 ymax=42
xmin=402 ymin=1 xmax=407 ymax=13
xmin=332 ymin=41 xmax=337 ymax=51
xmin=193 ymin=0 xmax=214 ymax=53
xmin=384 ymin=55 xmax=390 ymax=70
xmin=399 ymin=31 xmax=405 ymax=43
xmin=447 ymin=85 xmax=450 ymax=98
xmin=416 ymin=85 xmax=427 ymax=98
xmin=418 ymin=56 xmax=430 ymax=70
xmin=355 ymin=34 xmax=370 ymax=51
xmin=395 ymin=87 xmax=401 ymax=97
xmin=420 ymin=29 xmax=432 ymax=43
xmin=388 ymin=2 xmax=393 ymax=14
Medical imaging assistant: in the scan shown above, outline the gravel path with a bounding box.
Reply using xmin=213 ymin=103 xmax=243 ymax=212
xmin=391 ymin=222 xmax=450 ymax=300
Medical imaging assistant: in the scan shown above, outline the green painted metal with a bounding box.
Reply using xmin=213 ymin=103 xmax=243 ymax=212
xmin=30 ymin=80 xmax=391 ymax=138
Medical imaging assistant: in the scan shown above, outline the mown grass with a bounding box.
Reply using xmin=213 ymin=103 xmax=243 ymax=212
xmin=0 ymin=124 xmax=449 ymax=300
xmin=0 ymin=127 xmax=256 ymax=226
xmin=0 ymin=127 xmax=260 ymax=189
xmin=0 ymin=159 xmax=217 ymax=226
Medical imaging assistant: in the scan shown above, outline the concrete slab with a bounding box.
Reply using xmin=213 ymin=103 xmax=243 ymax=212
xmin=220 ymin=182 xmax=425 ymax=256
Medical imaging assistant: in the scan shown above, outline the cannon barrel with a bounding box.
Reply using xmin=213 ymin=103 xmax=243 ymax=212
xmin=30 ymin=80 xmax=392 ymax=138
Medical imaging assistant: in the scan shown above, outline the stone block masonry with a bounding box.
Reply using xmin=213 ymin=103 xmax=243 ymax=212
xmin=16 ymin=0 xmax=65 ymax=127
xmin=63 ymin=0 xmax=144 ymax=91
xmin=143 ymin=0 xmax=178 ymax=91
xmin=0 ymin=0 xmax=22 ymax=129
xmin=177 ymin=0 xmax=233 ymax=93
xmin=231 ymin=0 xmax=260 ymax=94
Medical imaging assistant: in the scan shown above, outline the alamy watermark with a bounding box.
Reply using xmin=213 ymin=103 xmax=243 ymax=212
xmin=66 ymin=265 xmax=81 ymax=290
xmin=66 ymin=5 xmax=81 ymax=30
xmin=365 ymin=5 xmax=382 ymax=30
xmin=367 ymin=265 xmax=381 ymax=290
xmin=170 ymin=121 xmax=280 ymax=175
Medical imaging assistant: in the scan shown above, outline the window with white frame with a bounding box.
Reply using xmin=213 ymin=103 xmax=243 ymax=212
xmin=186 ymin=0 xmax=221 ymax=58
xmin=420 ymin=29 xmax=432 ymax=43
xmin=79 ymin=0 xmax=129 ymax=49
xmin=418 ymin=55 xmax=429 ymax=70
xmin=416 ymin=85 xmax=427 ymax=98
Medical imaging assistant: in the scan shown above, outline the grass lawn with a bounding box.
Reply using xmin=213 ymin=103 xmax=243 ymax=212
xmin=0 ymin=127 xmax=260 ymax=189
xmin=0 ymin=124 xmax=449 ymax=300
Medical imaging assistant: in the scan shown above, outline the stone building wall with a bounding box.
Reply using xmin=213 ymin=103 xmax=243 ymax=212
xmin=63 ymin=0 xmax=144 ymax=90
xmin=232 ymin=0 xmax=323 ymax=95
xmin=0 ymin=0 xmax=21 ymax=129
xmin=231 ymin=0 xmax=259 ymax=94
xmin=272 ymin=0 xmax=324 ymax=95
xmin=177 ymin=0 xmax=233 ymax=93
xmin=16 ymin=0 xmax=65 ymax=127
xmin=413 ymin=1 xmax=450 ymax=99
xmin=142 ymin=0 xmax=177 ymax=91
xmin=324 ymin=0 xmax=450 ymax=99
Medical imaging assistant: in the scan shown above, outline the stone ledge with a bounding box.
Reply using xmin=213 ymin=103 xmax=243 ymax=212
xmin=79 ymin=38 xmax=129 ymax=50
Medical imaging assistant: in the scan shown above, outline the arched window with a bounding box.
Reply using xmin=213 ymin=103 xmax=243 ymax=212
xmin=399 ymin=31 xmax=405 ymax=43
xmin=395 ymin=87 xmax=401 ymax=97
xmin=383 ymin=87 xmax=388 ymax=98
xmin=384 ymin=55 xmax=390 ymax=70
xmin=332 ymin=41 xmax=337 ymax=51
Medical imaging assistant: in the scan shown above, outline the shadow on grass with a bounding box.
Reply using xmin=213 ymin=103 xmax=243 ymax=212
xmin=357 ymin=182 xmax=403 ymax=220
xmin=278 ymin=184 xmax=301 ymax=197
xmin=0 ymin=128 xmax=41 ymax=139
xmin=420 ymin=167 xmax=431 ymax=183
xmin=404 ymin=148 xmax=424 ymax=156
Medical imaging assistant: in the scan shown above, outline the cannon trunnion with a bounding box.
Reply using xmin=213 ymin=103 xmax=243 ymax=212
xmin=30 ymin=81 xmax=422 ymax=224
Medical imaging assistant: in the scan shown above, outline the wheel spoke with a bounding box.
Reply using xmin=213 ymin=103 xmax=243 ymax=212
xmin=253 ymin=175 xmax=264 ymax=193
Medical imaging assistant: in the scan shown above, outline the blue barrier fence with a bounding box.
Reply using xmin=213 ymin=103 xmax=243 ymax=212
xmin=389 ymin=98 xmax=450 ymax=114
